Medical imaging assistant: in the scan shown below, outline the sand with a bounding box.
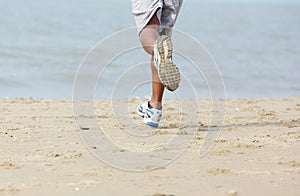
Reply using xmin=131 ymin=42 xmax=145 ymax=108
xmin=0 ymin=97 xmax=299 ymax=196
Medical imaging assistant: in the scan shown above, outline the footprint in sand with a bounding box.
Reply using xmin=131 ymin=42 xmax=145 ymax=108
xmin=207 ymin=168 xmax=232 ymax=175
xmin=212 ymin=149 xmax=232 ymax=156
xmin=0 ymin=161 xmax=23 ymax=169
xmin=0 ymin=185 xmax=20 ymax=194
xmin=278 ymin=161 xmax=300 ymax=168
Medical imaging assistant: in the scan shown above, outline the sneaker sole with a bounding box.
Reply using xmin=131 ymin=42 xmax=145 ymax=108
xmin=146 ymin=122 xmax=158 ymax=127
xmin=143 ymin=118 xmax=159 ymax=127
xmin=157 ymin=35 xmax=181 ymax=91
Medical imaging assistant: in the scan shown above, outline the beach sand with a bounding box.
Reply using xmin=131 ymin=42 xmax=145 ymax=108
xmin=0 ymin=97 xmax=299 ymax=195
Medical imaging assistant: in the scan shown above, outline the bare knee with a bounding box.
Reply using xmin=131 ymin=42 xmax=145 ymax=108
xmin=139 ymin=11 xmax=160 ymax=55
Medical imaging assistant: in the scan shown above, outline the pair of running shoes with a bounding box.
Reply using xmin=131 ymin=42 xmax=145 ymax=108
xmin=136 ymin=35 xmax=180 ymax=127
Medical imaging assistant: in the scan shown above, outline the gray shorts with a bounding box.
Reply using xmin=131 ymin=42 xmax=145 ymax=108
xmin=131 ymin=0 xmax=183 ymax=36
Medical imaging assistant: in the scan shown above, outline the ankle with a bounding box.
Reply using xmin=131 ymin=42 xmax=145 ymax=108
xmin=149 ymin=101 xmax=162 ymax=110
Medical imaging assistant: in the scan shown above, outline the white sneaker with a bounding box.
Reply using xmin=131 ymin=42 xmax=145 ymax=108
xmin=136 ymin=102 xmax=162 ymax=127
xmin=153 ymin=35 xmax=181 ymax=91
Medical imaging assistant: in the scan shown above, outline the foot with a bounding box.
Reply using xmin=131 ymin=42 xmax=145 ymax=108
xmin=153 ymin=35 xmax=181 ymax=91
xmin=136 ymin=102 xmax=162 ymax=127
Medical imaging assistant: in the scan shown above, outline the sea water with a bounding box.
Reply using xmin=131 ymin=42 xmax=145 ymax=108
xmin=0 ymin=0 xmax=299 ymax=99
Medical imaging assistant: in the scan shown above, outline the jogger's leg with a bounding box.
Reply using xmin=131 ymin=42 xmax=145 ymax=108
xmin=139 ymin=12 xmax=160 ymax=55
xmin=139 ymin=11 xmax=164 ymax=109
xmin=150 ymin=55 xmax=164 ymax=109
